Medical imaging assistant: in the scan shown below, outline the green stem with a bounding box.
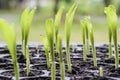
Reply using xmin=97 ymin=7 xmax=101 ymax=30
xmin=109 ymin=41 xmax=112 ymax=58
xmin=92 ymin=46 xmax=97 ymax=67
xmin=66 ymin=44 xmax=72 ymax=72
xmin=26 ymin=46 xmax=30 ymax=76
xmin=83 ymin=43 xmax=87 ymax=61
xmin=51 ymin=61 xmax=56 ymax=80
xmin=60 ymin=62 xmax=65 ymax=80
xmin=13 ymin=60 xmax=19 ymax=80
xmin=45 ymin=46 xmax=50 ymax=68
xmin=113 ymin=30 xmax=119 ymax=69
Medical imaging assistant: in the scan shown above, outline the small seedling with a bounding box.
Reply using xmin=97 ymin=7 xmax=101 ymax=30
xmin=65 ymin=2 xmax=78 ymax=73
xmin=45 ymin=19 xmax=56 ymax=80
xmin=105 ymin=5 xmax=119 ymax=68
xmin=42 ymin=35 xmax=50 ymax=68
xmin=80 ymin=20 xmax=87 ymax=61
xmin=21 ymin=8 xmax=36 ymax=75
xmin=58 ymin=35 xmax=65 ymax=80
xmin=88 ymin=18 xmax=97 ymax=67
xmin=99 ymin=67 xmax=103 ymax=77
xmin=0 ymin=19 xmax=19 ymax=80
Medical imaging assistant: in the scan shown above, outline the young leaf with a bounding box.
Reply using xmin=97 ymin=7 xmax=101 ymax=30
xmin=42 ymin=35 xmax=50 ymax=68
xmin=21 ymin=8 xmax=36 ymax=75
xmin=88 ymin=19 xmax=97 ymax=67
xmin=105 ymin=5 xmax=119 ymax=68
xmin=65 ymin=2 xmax=78 ymax=73
xmin=54 ymin=7 xmax=64 ymax=45
xmin=58 ymin=35 xmax=65 ymax=80
xmin=85 ymin=16 xmax=90 ymax=55
xmin=21 ymin=8 xmax=36 ymax=56
xmin=45 ymin=19 xmax=56 ymax=80
xmin=80 ymin=20 xmax=87 ymax=61
xmin=0 ymin=19 xmax=19 ymax=80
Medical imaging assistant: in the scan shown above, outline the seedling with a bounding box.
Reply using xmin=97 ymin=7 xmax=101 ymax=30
xmin=99 ymin=67 xmax=103 ymax=77
xmin=45 ymin=19 xmax=56 ymax=80
xmin=88 ymin=18 xmax=97 ymax=67
xmin=21 ymin=8 xmax=36 ymax=75
xmin=54 ymin=7 xmax=64 ymax=45
xmin=80 ymin=20 xmax=87 ymax=61
xmin=58 ymin=35 xmax=65 ymax=80
xmin=65 ymin=2 xmax=78 ymax=73
xmin=85 ymin=17 xmax=90 ymax=55
xmin=105 ymin=5 xmax=119 ymax=68
xmin=42 ymin=35 xmax=50 ymax=68
xmin=0 ymin=19 xmax=19 ymax=80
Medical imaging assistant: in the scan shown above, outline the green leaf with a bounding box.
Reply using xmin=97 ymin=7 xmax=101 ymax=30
xmin=41 ymin=35 xmax=50 ymax=68
xmin=105 ymin=5 xmax=119 ymax=68
xmin=54 ymin=7 xmax=64 ymax=44
xmin=65 ymin=2 xmax=78 ymax=73
xmin=0 ymin=19 xmax=19 ymax=80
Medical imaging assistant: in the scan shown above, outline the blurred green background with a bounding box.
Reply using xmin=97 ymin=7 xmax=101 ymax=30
xmin=0 ymin=0 xmax=120 ymax=43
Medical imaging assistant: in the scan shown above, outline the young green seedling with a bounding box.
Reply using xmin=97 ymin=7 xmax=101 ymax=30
xmin=105 ymin=5 xmax=119 ymax=68
xmin=45 ymin=19 xmax=56 ymax=80
xmin=21 ymin=8 xmax=36 ymax=75
xmin=42 ymin=35 xmax=50 ymax=68
xmin=85 ymin=16 xmax=90 ymax=55
xmin=99 ymin=67 xmax=103 ymax=77
xmin=88 ymin=18 xmax=97 ymax=67
xmin=58 ymin=35 xmax=65 ymax=80
xmin=65 ymin=2 xmax=78 ymax=73
xmin=0 ymin=19 xmax=19 ymax=80
xmin=26 ymin=46 xmax=30 ymax=75
xmin=80 ymin=20 xmax=87 ymax=61
xmin=54 ymin=7 xmax=64 ymax=45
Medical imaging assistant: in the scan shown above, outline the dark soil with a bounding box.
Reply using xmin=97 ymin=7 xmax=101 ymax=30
xmin=0 ymin=43 xmax=120 ymax=80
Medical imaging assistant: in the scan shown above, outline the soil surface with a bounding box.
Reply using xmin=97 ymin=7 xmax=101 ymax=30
xmin=0 ymin=43 xmax=120 ymax=80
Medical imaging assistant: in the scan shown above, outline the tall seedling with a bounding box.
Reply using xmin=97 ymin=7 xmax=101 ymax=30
xmin=0 ymin=19 xmax=19 ymax=80
xmin=88 ymin=18 xmax=97 ymax=67
xmin=58 ymin=35 xmax=65 ymax=80
xmin=105 ymin=5 xmax=119 ymax=68
xmin=54 ymin=7 xmax=64 ymax=45
xmin=21 ymin=8 xmax=36 ymax=75
xmin=46 ymin=19 xmax=56 ymax=80
xmin=80 ymin=20 xmax=87 ymax=61
xmin=85 ymin=17 xmax=90 ymax=55
xmin=65 ymin=3 xmax=78 ymax=73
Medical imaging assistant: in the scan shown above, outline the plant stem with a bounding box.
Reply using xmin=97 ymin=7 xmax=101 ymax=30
xmin=66 ymin=44 xmax=72 ymax=72
xmin=51 ymin=61 xmax=56 ymax=80
xmin=113 ymin=29 xmax=119 ymax=69
xmin=83 ymin=43 xmax=87 ymax=61
xmin=13 ymin=60 xmax=19 ymax=80
xmin=108 ymin=27 xmax=112 ymax=58
xmin=26 ymin=46 xmax=30 ymax=76
xmin=45 ymin=46 xmax=50 ymax=68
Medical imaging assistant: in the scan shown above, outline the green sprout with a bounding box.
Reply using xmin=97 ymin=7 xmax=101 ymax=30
xmin=45 ymin=19 xmax=56 ymax=80
xmin=85 ymin=17 xmax=90 ymax=55
xmin=0 ymin=19 xmax=19 ymax=80
xmin=36 ymin=45 xmax=39 ymax=54
xmin=42 ymin=35 xmax=50 ymax=68
xmin=21 ymin=8 xmax=36 ymax=75
xmin=88 ymin=18 xmax=97 ymax=67
xmin=105 ymin=5 xmax=119 ymax=68
xmin=99 ymin=67 xmax=103 ymax=77
xmin=80 ymin=20 xmax=87 ymax=61
xmin=65 ymin=2 xmax=78 ymax=73
xmin=54 ymin=7 xmax=64 ymax=45
xmin=58 ymin=35 xmax=65 ymax=80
